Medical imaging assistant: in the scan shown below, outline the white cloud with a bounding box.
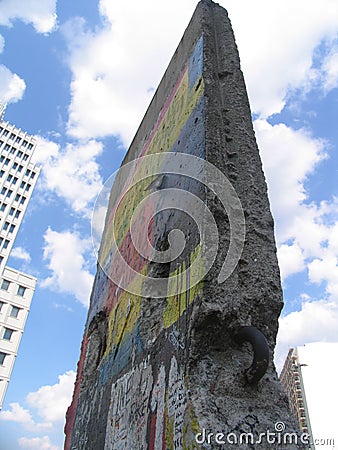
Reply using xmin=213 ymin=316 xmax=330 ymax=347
xmin=308 ymin=252 xmax=338 ymax=298
xmin=0 ymin=403 xmax=35 ymax=427
xmin=224 ymin=0 xmax=338 ymax=116
xmin=18 ymin=436 xmax=59 ymax=450
xmin=31 ymin=137 xmax=59 ymax=165
xmin=0 ymin=0 xmax=57 ymax=34
xmin=26 ymin=371 xmax=76 ymax=423
xmin=277 ymin=243 xmax=305 ymax=282
xmin=0 ymin=371 xmax=75 ymax=449
xmin=34 ymin=136 xmax=103 ymax=216
xmin=63 ymin=2 xmax=196 ymax=145
xmin=275 ymin=300 xmax=338 ymax=371
xmin=0 ymin=65 xmax=26 ymax=104
xmin=41 ymin=227 xmax=94 ymax=307
xmin=0 ymin=35 xmax=4 ymax=53
xmin=253 ymin=119 xmax=338 ymax=312
xmin=0 ymin=403 xmax=51 ymax=432
xmin=297 ymin=343 xmax=338 ymax=445
xmin=322 ymin=47 xmax=338 ymax=91
xmin=255 ymin=119 xmax=327 ymax=232
xmin=11 ymin=247 xmax=32 ymax=263
xmin=62 ymin=0 xmax=338 ymax=147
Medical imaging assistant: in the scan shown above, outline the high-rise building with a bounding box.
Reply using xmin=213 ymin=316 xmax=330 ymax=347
xmin=280 ymin=343 xmax=338 ymax=449
xmin=0 ymin=102 xmax=40 ymax=409
xmin=280 ymin=347 xmax=313 ymax=436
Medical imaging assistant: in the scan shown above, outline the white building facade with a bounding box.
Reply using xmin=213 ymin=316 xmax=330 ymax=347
xmin=0 ymin=267 xmax=36 ymax=407
xmin=0 ymin=103 xmax=40 ymax=408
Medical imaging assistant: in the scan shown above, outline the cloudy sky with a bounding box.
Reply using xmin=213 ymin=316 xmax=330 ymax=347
xmin=0 ymin=0 xmax=337 ymax=448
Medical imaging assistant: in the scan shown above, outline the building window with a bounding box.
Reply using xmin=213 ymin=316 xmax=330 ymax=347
xmin=23 ymin=154 xmax=29 ymax=161
xmin=25 ymin=184 xmax=31 ymax=192
xmin=0 ymin=170 xmax=4 ymax=178
xmin=14 ymin=210 xmax=20 ymax=219
xmin=0 ymin=256 xmax=3 ymax=265
xmin=20 ymin=181 xmax=26 ymax=189
xmin=0 ymin=155 xmax=4 ymax=162
xmin=7 ymin=174 xmax=12 ymax=182
xmin=25 ymin=169 xmax=31 ymax=177
xmin=20 ymin=197 xmax=26 ymax=205
xmin=13 ymin=162 xmax=18 ymax=170
xmin=3 ymin=328 xmax=14 ymax=341
xmin=15 ymin=136 xmax=21 ymax=143
xmin=4 ymin=143 xmax=10 ymax=151
xmin=6 ymin=190 xmax=12 ymax=198
xmin=0 ymin=301 xmax=4 ymax=312
xmin=18 ymin=165 xmax=23 ymax=172
xmin=30 ymin=172 xmax=36 ymax=179
xmin=28 ymin=143 xmax=33 ymax=150
xmin=12 ymin=177 xmax=18 ymax=185
xmin=1 ymin=279 xmax=10 ymax=290
xmin=1 ymin=187 xmax=6 ymax=195
xmin=2 ymin=130 xmax=8 ymax=136
xmin=3 ymin=240 xmax=9 ymax=249
xmin=17 ymin=151 xmax=23 ymax=158
xmin=17 ymin=285 xmax=26 ymax=297
xmin=10 ymin=306 xmax=20 ymax=318
xmin=9 ymin=133 xmax=16 ymax=140
xmin=9 ymin=207 xmax=15 ymax=215
xmin=22 ymin=140 xmax=28 ymax=147
xmin=15 ymin=193 xmax=20 ymax=202
xmin=0 ymin=352 xmax=7 ymax=365
xmin=9 ymin=224 xmax=15 ymax=233
xmin=10 ymin=147 xmax=15 ymax=154
xmin=4 ymin=158 xmax=10 ymax=165
xmin=0 ymin=203 xmax=7 ymax=212
xmin=3 ymin=222 xmax=9 ymax=230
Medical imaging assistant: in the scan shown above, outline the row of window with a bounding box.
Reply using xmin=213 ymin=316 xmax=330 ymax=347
xmin=0 ymin=149 xmax=29 ymax=162
xmin=0 ymin=238 xmax=10 ymax=250
xmin=0 ymin=161 xmax=24 ymax=174
xmin=0 ymin=196 xmax=26 ymax=212
xmin=1 ymin=222 xmax=16 ymax=233
xmin=0 ymin=327 xmax=15 ymax=345
xmin=1 ymin=183 xmax=31 ymax=198
xmin=0 ymin=301 xmax=21 ymax=318
xmin=9 ymin=208 xmax=21 ymax=219
xmin=3 ymin=172 xmax=35 ymax=182
xmin=0 ymin=279 xmax=26 ymax=296
xmin=0 ymin=351 xmax=7 ymax=365
xmin=0 ymin=172 xmax=18 ymax=186
xmin=0 ymin=128 xmax=34 ymax=150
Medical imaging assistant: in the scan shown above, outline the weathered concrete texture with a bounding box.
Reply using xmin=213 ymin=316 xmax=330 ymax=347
xmin=65 ymin=1 xmax=303 ymax=449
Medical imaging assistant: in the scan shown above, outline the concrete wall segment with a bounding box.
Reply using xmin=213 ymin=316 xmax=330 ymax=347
xmin=65 ymin=1 xmax=303 ymax=448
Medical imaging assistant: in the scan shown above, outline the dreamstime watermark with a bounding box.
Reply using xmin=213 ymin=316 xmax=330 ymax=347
xmin=195 ymin=422 xmax=335 ymax=447
xmin=91 ymin=153 xmax=246 ymax=297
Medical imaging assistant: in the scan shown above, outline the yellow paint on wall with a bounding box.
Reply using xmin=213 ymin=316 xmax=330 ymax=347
xmin=104 ymin=269 xmax=147 ymax=355
xmin=163 ymin=244 xmax=204 ymax=329
xmin=99 ymin=72 xmax=204 ymax=266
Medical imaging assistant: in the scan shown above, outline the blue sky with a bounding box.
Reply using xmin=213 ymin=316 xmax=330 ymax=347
xmin=0 ymin=0 xmax=337 ymax=449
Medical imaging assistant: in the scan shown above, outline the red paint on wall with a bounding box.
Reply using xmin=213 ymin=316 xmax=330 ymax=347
xmin=64 ymin=332 xmax=89 ymax=450
xmin=148 ymin=413 xmax=157 ymax=450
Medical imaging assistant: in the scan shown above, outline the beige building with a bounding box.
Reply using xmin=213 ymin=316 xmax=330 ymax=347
xmin=280 ymin=347 xmax=312 ymax=436
xmin=0 ymin=103 xmax=40 ymax=408
xmin=280 ymin=344 xmax=338 ymax=450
